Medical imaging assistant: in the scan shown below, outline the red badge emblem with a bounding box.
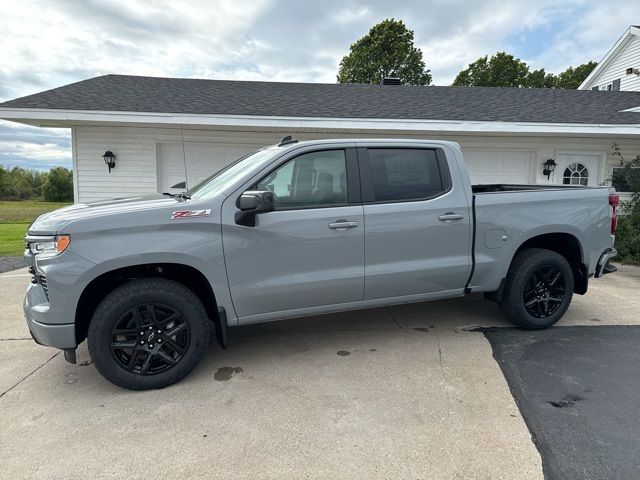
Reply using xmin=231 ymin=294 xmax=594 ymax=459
xmin=171 ymin=209 xmax=211 ymax=220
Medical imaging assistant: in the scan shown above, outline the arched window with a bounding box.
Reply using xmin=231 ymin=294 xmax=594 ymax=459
xmin=562 ymin=163 xmax=589 ymax=186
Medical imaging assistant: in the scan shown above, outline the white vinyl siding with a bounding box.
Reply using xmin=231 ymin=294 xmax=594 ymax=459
xmin=74 ymin=126 xmax=161 ymax=203
xmin=73 ymin=126 xmax=272 ymax=203
xmin=589 ymin=34 xmax=640 ymax=91
xmin=72 ymin=125 xmax=640 ymax=203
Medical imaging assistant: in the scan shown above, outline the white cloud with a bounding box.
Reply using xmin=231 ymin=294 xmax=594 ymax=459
xmin=0 ymin=122 xmax=71 ymax=170
xmin=530 ymin=3 xmax=640 ymax=72
xmin=0 ymin=0 xmax=637 ymax=170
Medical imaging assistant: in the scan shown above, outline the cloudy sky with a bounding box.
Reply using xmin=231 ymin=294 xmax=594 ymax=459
xmin=0 ymin=0 xmax=638 ymax=170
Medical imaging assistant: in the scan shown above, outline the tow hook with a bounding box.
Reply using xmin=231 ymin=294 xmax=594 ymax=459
xmin=63 ymin=348 xmax=77 ymax=364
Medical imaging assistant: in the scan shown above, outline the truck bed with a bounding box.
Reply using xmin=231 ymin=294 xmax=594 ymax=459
xmin=468 ymin=184 xmax=614 ymax=294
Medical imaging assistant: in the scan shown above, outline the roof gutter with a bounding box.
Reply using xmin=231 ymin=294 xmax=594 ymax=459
xmin=0 ymin=107 xmax=639 ymax=136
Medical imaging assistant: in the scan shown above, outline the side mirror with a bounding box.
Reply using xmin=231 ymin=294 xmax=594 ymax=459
xmin=235 ymin=190 xmax=275 ymax=226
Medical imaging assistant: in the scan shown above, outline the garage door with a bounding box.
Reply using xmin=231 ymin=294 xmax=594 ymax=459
xmin=462 ymin=149 xmax=535 ymax=184
xmin=156 ymin=142 xmax=260 ymax=193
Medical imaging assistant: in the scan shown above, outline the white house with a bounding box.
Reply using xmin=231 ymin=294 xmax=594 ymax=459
xmin=580 ymin=25 xmax=640 ymax=91
xmin=1 ymin=74 xmax=640 ymax=203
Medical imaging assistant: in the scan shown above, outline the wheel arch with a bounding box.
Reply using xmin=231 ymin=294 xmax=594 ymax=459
xmin=75 ymin=262 xmax=219 ymax=345
xmin=485 ymin=232 xmax=588 ymax=303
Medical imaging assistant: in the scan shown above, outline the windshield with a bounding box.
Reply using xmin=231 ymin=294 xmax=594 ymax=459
xmin=186 ymin=147 xmax=278 ymax=200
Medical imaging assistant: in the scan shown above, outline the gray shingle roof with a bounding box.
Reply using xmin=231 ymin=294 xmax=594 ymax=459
xmin=1 ymin=74 xmax=640 ymax=125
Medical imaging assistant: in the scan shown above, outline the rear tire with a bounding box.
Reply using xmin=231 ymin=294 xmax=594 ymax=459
xmin=88 ymin=278 xmax=210 ymax=390
xmin=499 ymin=248 xmax=574 ymax=329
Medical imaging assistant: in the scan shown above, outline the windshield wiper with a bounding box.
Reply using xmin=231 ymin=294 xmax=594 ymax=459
xmin=162 ymin=192 xmax=191 ymax=201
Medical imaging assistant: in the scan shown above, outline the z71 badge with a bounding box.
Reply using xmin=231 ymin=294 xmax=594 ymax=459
xmin=171 ymin=209 xmax=211 ymax=220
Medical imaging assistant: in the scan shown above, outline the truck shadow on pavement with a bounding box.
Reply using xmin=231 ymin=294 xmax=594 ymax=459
xmin=197 ymin=294 xmax=512 ymax=375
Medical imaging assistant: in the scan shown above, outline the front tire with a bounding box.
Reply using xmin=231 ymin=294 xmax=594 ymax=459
xmin=88 ymin=278 xmax=210 ymax=390
xmin=499 ymin=248 xmax=574 ymax=329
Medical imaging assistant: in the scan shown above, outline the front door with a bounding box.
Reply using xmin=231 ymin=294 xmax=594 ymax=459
xmin=221 ymin=148 xmax=364 ymax=320
xmin=555 ymin=152 xmax=602 ymax=186
xmin=359 ymin=147 xmax=472 ymax=300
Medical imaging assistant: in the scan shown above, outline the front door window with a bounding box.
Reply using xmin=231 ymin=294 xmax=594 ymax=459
xmin=256 ymin=150 xmax=347 ymax=209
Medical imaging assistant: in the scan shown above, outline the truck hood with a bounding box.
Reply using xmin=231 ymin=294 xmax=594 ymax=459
xmin=28 ymin=195 xmax=183 ymax=234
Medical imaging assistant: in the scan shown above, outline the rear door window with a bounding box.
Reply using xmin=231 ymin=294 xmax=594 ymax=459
xmin=365 ymin=148 xmax=447 ymax=202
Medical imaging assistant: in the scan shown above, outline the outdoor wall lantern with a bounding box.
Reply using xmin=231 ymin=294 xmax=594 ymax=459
xmin=103 ymin=150 xmax=116 ymax=173
xmin=542 ymin=158 xmax=557 ymax=179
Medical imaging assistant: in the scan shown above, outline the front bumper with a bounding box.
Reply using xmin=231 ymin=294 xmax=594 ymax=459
xmin=22 ymin=249 xmax=94 ymax=350
xmin=24 ymin=285 xmax=76 ymax=349
xmin=595 ymin=248 xmax=618 ymax=278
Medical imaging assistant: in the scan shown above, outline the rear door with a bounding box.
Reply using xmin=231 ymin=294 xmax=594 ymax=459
xmin=359 ymin=145 xmax=472 ymax=300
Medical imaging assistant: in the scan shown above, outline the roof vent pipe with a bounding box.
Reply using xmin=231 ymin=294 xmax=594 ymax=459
xmin=381 ymin=77 xmax=402 ymax=85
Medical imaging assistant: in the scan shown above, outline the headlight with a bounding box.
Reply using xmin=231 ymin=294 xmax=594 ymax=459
xmin=26 ymin=235 xmax=71 ymax=257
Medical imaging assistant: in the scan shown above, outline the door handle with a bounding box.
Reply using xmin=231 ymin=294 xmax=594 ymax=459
xmin=438 ymin=212 xmax=464 ymax=222
xmin=328 ymin=220 xmax=359 ymax=230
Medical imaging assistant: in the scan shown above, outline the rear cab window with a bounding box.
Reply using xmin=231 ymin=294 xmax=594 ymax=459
xmin=359 ymin=148 xmax=451 ymax=203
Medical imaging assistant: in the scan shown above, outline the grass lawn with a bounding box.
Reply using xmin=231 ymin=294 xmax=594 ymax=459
xmin=0 ymin=223 xmax=30 ymax=255
xmin=0 ymin=200 xmax=71 ymax=256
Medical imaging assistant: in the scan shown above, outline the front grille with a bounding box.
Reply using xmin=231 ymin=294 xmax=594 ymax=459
xmin=39 ymin=275 xmax=49 ymax=300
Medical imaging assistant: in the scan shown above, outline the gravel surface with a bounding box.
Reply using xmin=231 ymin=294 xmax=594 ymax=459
xmin=0 ymin=256 xmax=25 ymax=274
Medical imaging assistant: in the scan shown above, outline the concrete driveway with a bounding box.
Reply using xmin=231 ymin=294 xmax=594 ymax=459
xmin=1 ymin=266 xmax=638 ymax=479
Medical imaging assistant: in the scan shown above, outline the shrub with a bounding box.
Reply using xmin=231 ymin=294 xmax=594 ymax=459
xmin=616 ymin=207 xmax=640 ymax=264
xmin=612 ymin=144 xmax=640 ymax=265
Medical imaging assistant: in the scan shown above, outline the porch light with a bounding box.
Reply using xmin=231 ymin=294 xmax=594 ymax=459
xmin=542 ymin=158 xmax=557 ymax=179
xmin=103 ymin=150 xmax=116 ymax=173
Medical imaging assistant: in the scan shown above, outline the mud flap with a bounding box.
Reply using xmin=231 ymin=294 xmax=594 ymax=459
xmin=215 ymin=306 xmax=228 ymax=349
xmin=63 ymin=348 xmax=77 ymax=364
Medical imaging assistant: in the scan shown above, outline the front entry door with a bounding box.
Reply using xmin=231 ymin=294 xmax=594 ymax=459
xmin=221 ymin=148 xmax=364 ymax=320
xmin=555 ymin=152 xmax=602 ymax=186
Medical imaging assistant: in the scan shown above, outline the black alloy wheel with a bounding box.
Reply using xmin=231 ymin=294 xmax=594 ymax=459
xmin=522 ymin=266 xmax=566 ymax=318
xmin=110 ymin=303 xmax=190 ymax=375
xmin=499 ymin=248 xmax=574 ymax=329
xmin=88 ymin=278 xmax=210 ymax=390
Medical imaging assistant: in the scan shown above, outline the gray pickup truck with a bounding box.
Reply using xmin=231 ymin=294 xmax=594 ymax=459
xmin=24 ymin=138 xmax=618 ymax=389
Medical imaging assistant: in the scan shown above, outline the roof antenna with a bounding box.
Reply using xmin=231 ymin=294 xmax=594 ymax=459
xmin=278 ymin=135 xmax=298 ymax=146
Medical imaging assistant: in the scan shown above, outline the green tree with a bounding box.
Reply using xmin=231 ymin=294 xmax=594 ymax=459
xmin=29 ymin=170 xmax=48 ymax=198
xmin=453 ymin=53 xmax=597 ymax=89
xmin=4 ymin=167 xmax=34 ymax=200
xmin=0 ymin=167 xmax=8 ymax=199
xmin=42 ymin=167 xmax=73 ymax=202
xmin=523 ymin=68 xmax=557 ymax=88
xmin=554 ymin=61 xmax=598 ymax=89
xmin=452 ymin=52 xmax=530 ymax=87
xmin=337 ymin=19 xmax=432 ymax=86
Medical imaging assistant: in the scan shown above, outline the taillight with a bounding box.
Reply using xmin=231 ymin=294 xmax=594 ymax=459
xmin=609 ymin=194 xmax=619 ymax=235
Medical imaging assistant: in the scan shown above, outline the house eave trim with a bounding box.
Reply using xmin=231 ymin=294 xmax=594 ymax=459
xmin=0 ymin=107 xmax=639 ymax=135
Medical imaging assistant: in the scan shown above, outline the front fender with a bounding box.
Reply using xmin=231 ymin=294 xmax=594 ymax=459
xmin=68 ymin=221 xmax=235 ymax=322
